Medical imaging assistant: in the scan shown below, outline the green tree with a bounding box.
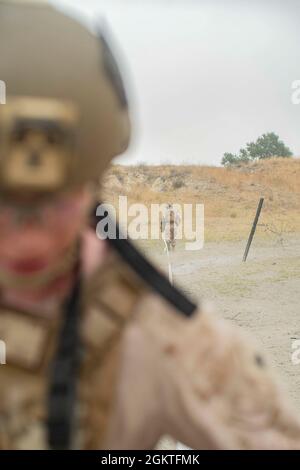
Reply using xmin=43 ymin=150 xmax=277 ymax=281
xmin=221 ymin=132 xmax=292 ymax=166
xmin=239 ymin=148 xmax=250 ymax=162
xmin=221 ymin=152 xmax=239 ymax=166
xmin=245 ymin=133 xmax=292 ymax=160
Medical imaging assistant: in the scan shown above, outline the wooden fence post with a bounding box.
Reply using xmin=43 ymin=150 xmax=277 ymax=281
xmin=243 ymin=198 xmax=264 ymax=262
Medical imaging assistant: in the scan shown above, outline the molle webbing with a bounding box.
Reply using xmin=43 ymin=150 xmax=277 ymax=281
xmin=47 ymin=274 xmax=82 ymax=450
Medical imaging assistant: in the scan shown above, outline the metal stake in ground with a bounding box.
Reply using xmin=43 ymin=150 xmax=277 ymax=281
xmin=243 ymin=197 xmax=264 ymax=262
xmin=164 ymin=239 xmax=173 ymax=285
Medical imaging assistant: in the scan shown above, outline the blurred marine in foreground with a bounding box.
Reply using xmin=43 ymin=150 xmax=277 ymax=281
xmin=1 ymin=1 xmax=300 ymax=450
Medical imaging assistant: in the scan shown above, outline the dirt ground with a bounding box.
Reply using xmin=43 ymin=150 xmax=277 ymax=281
xmin=141 ymin=234 xmax=300 ymax=412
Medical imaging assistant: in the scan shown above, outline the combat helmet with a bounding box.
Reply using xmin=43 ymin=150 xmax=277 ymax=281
xmin=0 ymin=0 xmax=130 ymax=194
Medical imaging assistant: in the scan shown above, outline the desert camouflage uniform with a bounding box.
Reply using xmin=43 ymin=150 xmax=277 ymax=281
xmin=2 ymin=228 xmax=300 ymax=450
xmin=161 ymin=205 xmax=181 ymax=251
xmin=1 ymin=1 xmax=300 ymax=451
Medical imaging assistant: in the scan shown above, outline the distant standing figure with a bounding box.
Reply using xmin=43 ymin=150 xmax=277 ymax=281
xmin=161 ymin=204 xmax=181 ymax=251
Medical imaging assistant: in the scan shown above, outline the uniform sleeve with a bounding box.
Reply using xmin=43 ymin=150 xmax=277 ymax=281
xmin=102 ymin=294 xmax=300 ymax=450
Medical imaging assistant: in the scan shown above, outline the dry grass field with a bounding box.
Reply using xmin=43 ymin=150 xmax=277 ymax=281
xmin=101 ymin=157 xmax=300 ymax=243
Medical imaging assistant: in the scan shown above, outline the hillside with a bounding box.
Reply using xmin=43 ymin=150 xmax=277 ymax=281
xmin=101 ymin=158 xmax=300 ymax=242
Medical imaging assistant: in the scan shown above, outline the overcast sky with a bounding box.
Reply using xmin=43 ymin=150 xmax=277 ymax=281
xmin=54 ymin=0 xmax=300 ymax=166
